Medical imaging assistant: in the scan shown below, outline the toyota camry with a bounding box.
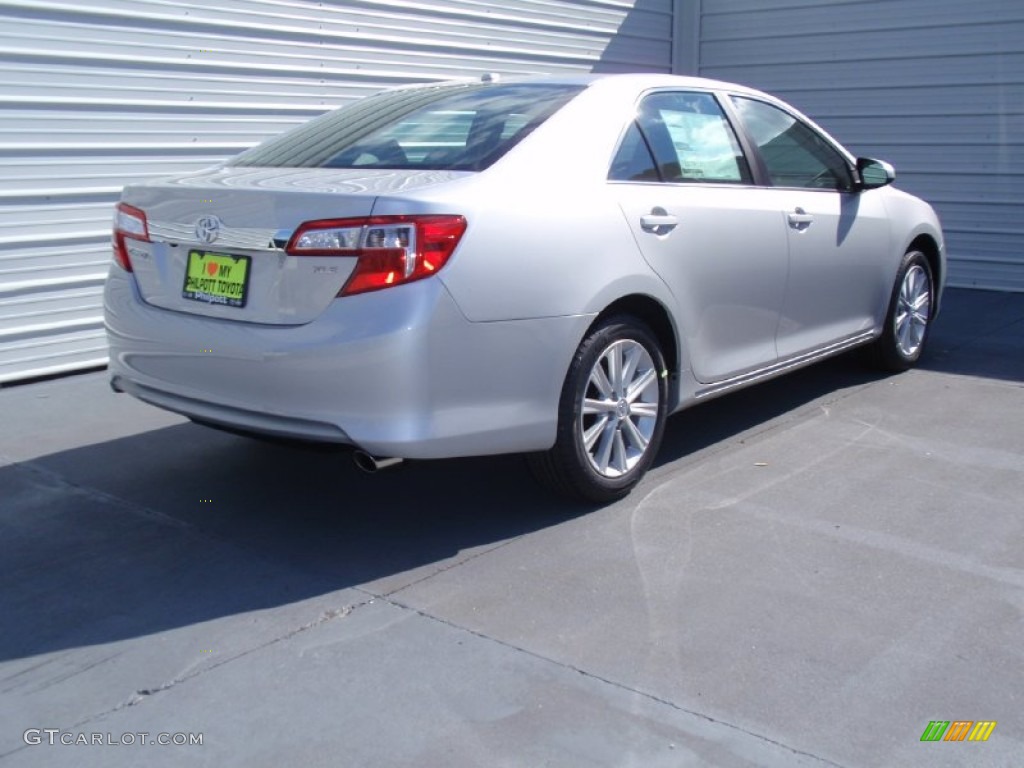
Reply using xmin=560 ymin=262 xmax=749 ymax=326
xmin=104 ymin=73 xmax=945 ymax=502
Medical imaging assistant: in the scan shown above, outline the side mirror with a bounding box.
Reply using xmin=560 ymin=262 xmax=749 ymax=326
xmin=856 ymin=157 xmax=896 ymax=190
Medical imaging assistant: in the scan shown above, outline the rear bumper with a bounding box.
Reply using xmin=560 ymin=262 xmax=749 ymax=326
xmin=104 ymin=270 xmax=591 ymax=458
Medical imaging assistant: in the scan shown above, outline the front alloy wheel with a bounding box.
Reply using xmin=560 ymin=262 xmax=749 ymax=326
xmin=529 ymin=315 xmax=668 ymax=503
xmin=894 ymin=263 xmax=931 ymax=359
xmin=867 ymin=249 xmax=935 ymax=371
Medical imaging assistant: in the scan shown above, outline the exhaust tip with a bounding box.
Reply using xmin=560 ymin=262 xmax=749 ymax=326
xmin=352 ymin=450 xmax=403 ymax=473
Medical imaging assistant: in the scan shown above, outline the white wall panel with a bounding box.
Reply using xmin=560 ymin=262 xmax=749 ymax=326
xmin=699 ymin=0 xmax=1024 ymax=292
xmin=0 ymin=0 xmax=672 ymax=384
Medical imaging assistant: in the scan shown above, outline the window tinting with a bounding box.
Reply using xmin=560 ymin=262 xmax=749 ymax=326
xmin=625 ymin=92 xmax=750 ymax=184
xmin=230 ymin=83 xmax=583 ymax=172
xmin=609 ymin=122 xmax=659 ymax=182
xmin=730 ymin=97 xmax=852 ymax=190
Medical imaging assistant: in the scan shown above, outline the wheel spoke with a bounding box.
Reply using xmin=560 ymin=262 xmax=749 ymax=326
xmin=913 ymin=292 xmax=930 ymax=311
xmin=897 ymin=317 xmax=912 ymax=349
xmin=912 ymin=269 xmax=927 ymax=298
xmin=608 ymin=344 xmax=624 ymax=396
xmin=611 ymin=429 xmax=628 ymax=473
xmin=583 ymin=414 xmax=610 ymax=450
xmin=589 ymin=363 xmax=613 ymax=399
xmin=621 ymin=345 xmax=642 ymax=390
xmin=895 ymin=307 xmax=909 ymax=338
xmin=621 ymin=415 xmax=649 ymax=452
xmin=625 ymin=367 xmax=657 ymax=403
xmin=583 ymin=397 xmax=617 ymax=415
xmin=628 ymin=401 xmax=659 ymax=419
xmin=594 ymin=421 xmax=617 ymax=473
xmin=902 ymin=276 xmax=917 ymax=305
xmin=911 ymin=296 xmax=931 ymax=325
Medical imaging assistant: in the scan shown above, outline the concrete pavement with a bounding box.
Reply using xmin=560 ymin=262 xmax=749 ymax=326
xmin=1 ymin=287 xmax=1021 ymax=767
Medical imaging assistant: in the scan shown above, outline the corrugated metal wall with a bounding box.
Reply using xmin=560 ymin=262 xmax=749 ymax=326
xmin=0 ymin=0 xmax=673 ymax=384
xmin=698 ymin=0 xmax=1024 ymax=292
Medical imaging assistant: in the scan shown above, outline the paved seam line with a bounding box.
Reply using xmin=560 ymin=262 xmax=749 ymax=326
xmin=377 ymin=595 xmax=849 ymax=768
xmin=0 ymin=601 xmax=371 ymax=760
xmin=20 ymin=652 xmax=123 ymax=696
xmin=375 ymin=537 xmax=525 ymax=599
xmin=2 ymin=454 xmax=340 ymax=584
xmin=4 ymin=456 xmax=193 ymax=532
xmin=131 ymin=603 xmax=363 ymax=699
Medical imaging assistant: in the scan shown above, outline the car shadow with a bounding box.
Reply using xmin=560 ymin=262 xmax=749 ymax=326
xmin=0 ymin=384 xmax=823 ymax=668
xmin=654 ymin=352 xmax=879 ymax=467
xmin=2 ymin=287 xmax=1017 ymax=664
xmin=0 ymin=355 xmax=885 ymax=666
xmin=917 ymin=287 xmax=1024 ymax=383
xmin=0 ymin=430 xmax=591 ymax=663
xmin=656 ymin=288 xmax=1024 ymax=469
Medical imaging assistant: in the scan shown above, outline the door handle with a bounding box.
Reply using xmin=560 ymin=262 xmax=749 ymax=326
xmin=787 ymin=207 xmax=813 ymax=231
xmin=640 ymin=211 xmax=678 ymax=234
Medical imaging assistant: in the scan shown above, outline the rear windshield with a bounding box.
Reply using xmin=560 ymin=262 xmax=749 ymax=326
xmin=230 ymin=83 xmax=584 ymax=172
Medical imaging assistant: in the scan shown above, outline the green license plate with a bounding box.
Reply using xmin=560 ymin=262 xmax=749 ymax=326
xmin=182 ymin=250 xmax=251 ymax=308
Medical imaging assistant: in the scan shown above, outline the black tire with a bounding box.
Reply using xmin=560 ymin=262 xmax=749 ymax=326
xmin=865 ymin=250 xmax=935 ymax=372
xmin=528 ymin=315 xmax=669 ymax=503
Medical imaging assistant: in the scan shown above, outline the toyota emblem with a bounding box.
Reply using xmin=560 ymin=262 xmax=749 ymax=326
xmin=195 ymin=215 xmax=222 ymax=244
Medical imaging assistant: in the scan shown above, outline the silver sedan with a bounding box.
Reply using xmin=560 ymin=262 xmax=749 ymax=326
xmin=105 ymin=73 xmax=945 ymax=502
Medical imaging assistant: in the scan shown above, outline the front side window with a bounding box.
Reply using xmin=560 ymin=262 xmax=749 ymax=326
xmin=730 ymin=97 xmax=852 ymax=190
xmin=231 ymin=83 xmax=583 ymax=172
xmin=610 ymin=91 xmax=751 ymax=184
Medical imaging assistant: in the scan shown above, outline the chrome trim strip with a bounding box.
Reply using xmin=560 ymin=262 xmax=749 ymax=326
xmin=694 ymin=331 xmax=875 ymax=400
xmin=149 ymin=220 xmax=283 ymax=251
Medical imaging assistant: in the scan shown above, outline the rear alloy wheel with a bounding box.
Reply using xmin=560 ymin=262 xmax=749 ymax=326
xmin=529 ymin=315 xmax=668 ymax=503
xmin=867 ymin=250 xmax=934 ymax=371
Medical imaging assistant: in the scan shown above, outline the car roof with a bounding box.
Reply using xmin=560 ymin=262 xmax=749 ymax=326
xmin=391 ymin=72 xmax=772 ymax=101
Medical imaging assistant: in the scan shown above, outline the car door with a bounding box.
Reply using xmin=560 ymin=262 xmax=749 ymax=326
xmin=610 ymin=90 xmax=789 ymax=384
xmin=728 ymin=96 xmax=893 ymax=359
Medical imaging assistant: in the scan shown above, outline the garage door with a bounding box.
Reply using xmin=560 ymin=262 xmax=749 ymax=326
xmin=0 ymin=0 xmax=673 ymax=384
xmin=698 ymin=0 xmax=1024 ymax=292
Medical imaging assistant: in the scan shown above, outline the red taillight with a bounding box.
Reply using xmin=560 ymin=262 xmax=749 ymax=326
xmin=286 ymin=215 xmax=467 ymax=296
xmin=112 ymin=203 xmax=149 ymax=272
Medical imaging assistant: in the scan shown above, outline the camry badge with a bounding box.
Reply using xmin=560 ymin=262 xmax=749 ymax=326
xmin=195 ymin=215 xmax=222 ymax=244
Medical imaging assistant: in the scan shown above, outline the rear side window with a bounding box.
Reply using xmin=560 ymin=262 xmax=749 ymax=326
xmin=609 ymin=122 xmax=660 ymax=182
xmin=611 ymin=91 xmax=751 ymax=184
xmin=231 ymin=83 xmax=583 ymax=172
xmin=730 ymin=97 xmax=852 ymax=190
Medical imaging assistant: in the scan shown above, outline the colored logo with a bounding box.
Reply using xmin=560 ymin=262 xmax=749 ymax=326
xmin=195 ymin=215 xmax=222 ymax=244
xmin=920 ymin=721 xmax=996 ymax=742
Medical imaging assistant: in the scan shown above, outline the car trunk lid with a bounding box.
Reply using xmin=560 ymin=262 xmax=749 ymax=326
xmin=121 ymin=166 xmax=468 ymax=325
